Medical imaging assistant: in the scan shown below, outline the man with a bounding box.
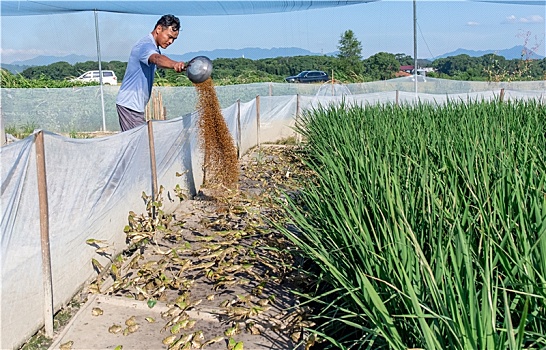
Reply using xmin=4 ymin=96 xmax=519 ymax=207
xmin=116 ymin=14 xmax=185 ymax=131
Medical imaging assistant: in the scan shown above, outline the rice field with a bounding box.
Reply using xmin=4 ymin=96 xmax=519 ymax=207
xmin=279 ymin=99 xmax=546 ymax=349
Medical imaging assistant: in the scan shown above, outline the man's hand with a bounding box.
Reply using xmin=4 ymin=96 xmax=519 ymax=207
xmin=173 ymin=61 xmax=185 ymax=73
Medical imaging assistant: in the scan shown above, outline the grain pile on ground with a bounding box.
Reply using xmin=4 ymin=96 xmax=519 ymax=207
xmin=195 ymin=79 xmax=239 ymax=189
xmin=42 ymin=144 xmax=317 ymax=350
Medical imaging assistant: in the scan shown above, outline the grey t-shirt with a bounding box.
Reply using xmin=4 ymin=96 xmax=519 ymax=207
xmin=116 ymin=34 xmax=159 ymax=112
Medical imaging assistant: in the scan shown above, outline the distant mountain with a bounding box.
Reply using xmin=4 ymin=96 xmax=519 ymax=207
xmin=433 ymin=45 xmax=545 ymax=60
xmin=4 ymin=47 xmax=331 ymax=69
xmin=1 ymin=63 xmax=30 ymax=74
xmin=169 ymin=47 xmax=333 ymax=62
xmin=9 ymin=54 xmax=95 ymax=66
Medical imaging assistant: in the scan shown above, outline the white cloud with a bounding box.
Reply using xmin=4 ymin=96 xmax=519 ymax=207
xmin=504 ymin=14 xmax=544 ymax=24
xmin=522 ymin=15 xmax=544 ymax=23
xmin=466 ymin=21 xmax=480 ymax=26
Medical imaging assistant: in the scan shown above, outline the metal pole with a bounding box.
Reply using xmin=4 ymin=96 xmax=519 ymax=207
xmin=94 ymin=10 xmax=107 ymax=131
xmin=236 ymin=99 xmax=241 ymax=158
xmin=256 ymin=95 xmax=261 ymax=149
xmin=295 ymin=94 xmax=301 ymax=144
xmin=413 ymin=0 xmax=418 ymax=97
xmin=35 ymin=131 xmax=54 ymax=337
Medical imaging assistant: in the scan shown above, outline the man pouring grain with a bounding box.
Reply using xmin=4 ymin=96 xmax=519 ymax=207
xmin=116 ymin=14 xmax=185 ymax=131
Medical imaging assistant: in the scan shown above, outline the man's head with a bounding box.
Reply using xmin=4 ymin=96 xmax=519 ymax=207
xmin=153 ymin=14 xmax=180 ymax=49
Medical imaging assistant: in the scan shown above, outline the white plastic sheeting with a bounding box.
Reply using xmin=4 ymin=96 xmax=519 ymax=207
xmin=1 ymin=115 xmax=202 ymax=349
xmin=1 ymin=82 xmax=546 ymax=349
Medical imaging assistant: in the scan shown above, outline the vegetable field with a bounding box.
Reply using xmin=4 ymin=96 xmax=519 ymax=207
xmin=280 ymin=99 xmax=546 ymax=349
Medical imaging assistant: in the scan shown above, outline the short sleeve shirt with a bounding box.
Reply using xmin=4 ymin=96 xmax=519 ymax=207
xmin=116 ymin=34 xmax=160 ymax=112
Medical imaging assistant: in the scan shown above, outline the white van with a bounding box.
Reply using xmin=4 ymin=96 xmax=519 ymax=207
xmin=72 ymin=70 xmax=117 ymax=85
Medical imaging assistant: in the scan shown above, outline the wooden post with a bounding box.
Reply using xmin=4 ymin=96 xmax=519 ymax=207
xmin=499 ymin=88 xmax=505 ymax=102
xmin=147 ymin=120 xmax=158 ymax=219
xmin=35 ymin=130 xmax=54 ymax=338
xmin=296 ymin=94 xmax=301 ymax=144
xmin=256 ymin=95 xmax=261 ymax=150
xmin=331 ymin=70 xmax=334 ymax=96
xmin=152 ymin=94 xmax=159 ymax=120
xmin=1 ymin=106 xmax=6 ymax=146
xmin=236 ymin=99 xmax=242 ymax=158
xmin=296 ymin=94 xmax=300 ymax=119
xmin=145 ymin=101 xmax=149 ymax=121
xmin=396 ymin=90 xmax=399 ymax=106
xmin=159 ymin=91 xmax=165 ymax=120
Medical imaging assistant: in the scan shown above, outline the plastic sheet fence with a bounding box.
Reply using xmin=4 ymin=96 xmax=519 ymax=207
xmin=0 ymin=117 xmax=201 ymax=349
xmin=1 ymin=80 xmax=546 ymax=349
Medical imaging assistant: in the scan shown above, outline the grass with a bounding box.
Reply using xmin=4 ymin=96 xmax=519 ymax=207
xmin=1 ymin=69 xmax=90 ymax=89
xmin=277 ymin=99 xmax=546 ymax=349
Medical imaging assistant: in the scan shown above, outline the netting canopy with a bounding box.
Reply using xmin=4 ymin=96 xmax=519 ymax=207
xmin=2 ymin=0 xmax=543 ymax=17
xmin=1 ymin=0 xmax=378 ymax=16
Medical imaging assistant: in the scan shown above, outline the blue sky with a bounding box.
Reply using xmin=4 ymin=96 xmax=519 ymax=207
xmin=1 ymin=0 xmax=544 ymax=64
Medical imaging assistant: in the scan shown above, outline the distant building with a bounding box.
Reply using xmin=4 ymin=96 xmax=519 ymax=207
xmin=400 ymin=65 xmax=414 ymax=73
xmin=395 ymin=71 xmax=412 ymax=77
xmin=398 ymin=65 xmax=435 ymax=76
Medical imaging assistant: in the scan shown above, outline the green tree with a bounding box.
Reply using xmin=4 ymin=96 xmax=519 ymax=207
xmin=432 ymin=54 xmax=483 ymax=80
xmin=395 ymin=53 xmax=414 ymax=66
xmin=336 ymin=30 xmax=364 ymax=78
xmin=22 ymin=61 xmax=76 ymax=80
xmin=364 ymin=52 xmax=400 ymax=80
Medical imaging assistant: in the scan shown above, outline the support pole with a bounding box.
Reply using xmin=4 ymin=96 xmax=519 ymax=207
xmin=35 ymin=130 xmax=54 ymax=338
xmin=332 ymin=71 xmax=334 ymax=96
xmin=413 ymin=0 xmax=418 ymax=97
xmin=295 ymin=94 xmax=301 ymax=144
xmin=396 ymin=90 xmax=399 ymax=106
xmin=256 ymin=95 xmax=261 ymax=150
xmin=147 ymin=120 xmax=158 ymax=219
xmin=94 ymin=10 xmax=107 ymax=131
xmin=236 ymin=99 xmax=242 ymax=158
xmin=1 ymin=106 xmax=6 ymax=146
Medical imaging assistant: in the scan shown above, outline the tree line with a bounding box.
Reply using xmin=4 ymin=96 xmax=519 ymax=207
xmin=2 ymin=29 xmax=545 ymax=88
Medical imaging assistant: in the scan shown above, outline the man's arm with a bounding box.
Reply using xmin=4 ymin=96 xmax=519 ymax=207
xmin=149 ymin=53 xmax=185 ymax=72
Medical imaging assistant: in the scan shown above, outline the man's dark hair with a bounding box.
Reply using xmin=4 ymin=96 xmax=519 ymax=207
xmin=156 ymin=14 xmax=180 ymax=32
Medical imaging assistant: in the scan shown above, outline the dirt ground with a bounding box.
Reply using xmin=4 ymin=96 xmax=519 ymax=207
xmin=39 ymin=144 xmax=317 ymax=350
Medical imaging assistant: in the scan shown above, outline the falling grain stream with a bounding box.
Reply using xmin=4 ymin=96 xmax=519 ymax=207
xmin=195 ymin=79 xmax=239 ymax=189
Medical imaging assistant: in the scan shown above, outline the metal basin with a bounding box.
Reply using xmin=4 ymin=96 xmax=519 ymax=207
xmin=186 ymin=56 xmax=213 ymax=84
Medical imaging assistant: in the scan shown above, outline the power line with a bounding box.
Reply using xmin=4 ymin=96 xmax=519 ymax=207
xmin=417 ymin=22 xmax=436 ymax=60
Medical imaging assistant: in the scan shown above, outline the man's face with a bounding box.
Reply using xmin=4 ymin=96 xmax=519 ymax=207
xmin=155 ymin=26 xmax=179 ymax=49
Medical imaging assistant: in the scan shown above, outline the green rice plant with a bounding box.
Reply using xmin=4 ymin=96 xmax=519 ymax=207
xmin=278 ymin=99 xmax=546 ymax=349
xmin=5 ymin=122 xmax=39 ymax=139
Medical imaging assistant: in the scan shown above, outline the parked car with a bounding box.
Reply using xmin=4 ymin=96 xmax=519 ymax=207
xmin=71 ymin=70 xmax=117 ymax=85
xmin=285 ymin=70 xmax=329 ymax=83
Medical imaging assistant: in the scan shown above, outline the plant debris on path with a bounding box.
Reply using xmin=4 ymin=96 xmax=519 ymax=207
xmin=41 ymin=144 xmax=318 ymax=350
